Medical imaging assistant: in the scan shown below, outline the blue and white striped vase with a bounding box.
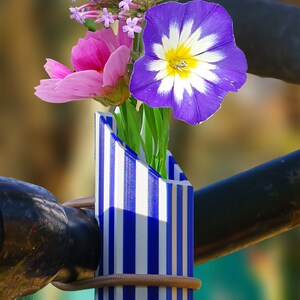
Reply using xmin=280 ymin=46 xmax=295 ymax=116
xmin=95 ymin=112 xmax=194 ymax=300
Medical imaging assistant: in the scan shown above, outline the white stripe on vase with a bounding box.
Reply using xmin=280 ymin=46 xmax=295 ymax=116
xmin=103 ymin=124 xmax=111 ymax=277
xmin=135 ymin=159 xmax=149 ymax=299
xmin=158 ymin=179 xmax=167 ymax=299
xmin=172 ymin=184 xmax=178 ymax=300
xmin=113 ymin=128 xmax=125 ymax=300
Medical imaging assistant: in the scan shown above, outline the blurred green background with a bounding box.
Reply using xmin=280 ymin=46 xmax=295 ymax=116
xmin=1 ymin=0 xmax=299 ymax=299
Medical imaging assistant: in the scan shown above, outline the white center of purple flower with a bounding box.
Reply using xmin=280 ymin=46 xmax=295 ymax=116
xmin=147 ymin=21 xmax=225 ymax=103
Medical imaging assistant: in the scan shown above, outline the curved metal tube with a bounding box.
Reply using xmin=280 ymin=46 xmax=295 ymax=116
xmin=0 ymin=177 xmax=100 ymax=299
xmin=0 ymin=177 xmax=69 ymax=299
xmin=194 ymin=150 xmax=300 ymax=264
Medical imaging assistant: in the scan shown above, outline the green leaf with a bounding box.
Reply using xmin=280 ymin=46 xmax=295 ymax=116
xmin=143 ymin=104 xmax=158 ymax=143
xmin=114 ymin=100 xmax=171 ymax=179
xmin=125 ymin=100 xmax=142 ymax=155
xmin=140 ymin=107 xmax=153 ymax=164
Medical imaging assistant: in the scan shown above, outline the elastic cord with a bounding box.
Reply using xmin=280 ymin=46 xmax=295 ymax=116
xmin=60 ymin=199 xmax=201 ymax=292
xmin=64 ymin=196 xmax=95 ymax=208
xmin=52 ymin=274 xmax=201 ymax=291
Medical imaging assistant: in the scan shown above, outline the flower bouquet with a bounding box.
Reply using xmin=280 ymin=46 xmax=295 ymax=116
xmin=35 ymin=0 xmax=247 ymax=299
xmin=35 ymin=0 xmax=247 ymax=178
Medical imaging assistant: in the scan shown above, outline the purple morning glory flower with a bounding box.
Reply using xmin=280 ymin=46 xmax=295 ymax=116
xmin=130 ymin=0 xmax=247 ymax=125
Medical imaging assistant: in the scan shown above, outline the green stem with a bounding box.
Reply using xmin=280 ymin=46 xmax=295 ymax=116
xmin=114 ymin=102 xmax=171 ymax=179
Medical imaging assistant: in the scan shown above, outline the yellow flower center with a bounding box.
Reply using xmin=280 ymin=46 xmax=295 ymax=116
xmin=165 ymin=44 xmax=197 ymax=78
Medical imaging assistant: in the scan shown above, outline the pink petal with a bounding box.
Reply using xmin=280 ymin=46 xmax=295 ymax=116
xmin=103 ymin=45 xmax=130 ymax=87
xmin=44 ymin=59 xmax=72 ymax=79
xmin=117 ymin=21 xmax=133 ymax=49
xmin=34 ymin=70 xmax=103 ymax=103
xmin=71 ymin=37 xmax=111 ymax=72
xmin=87 ymin=29 xmax=119 ymax=52
xmin=85 ymin=26 xmax=132 ymax=51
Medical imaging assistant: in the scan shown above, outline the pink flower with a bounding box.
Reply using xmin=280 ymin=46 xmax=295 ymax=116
xmin=122 ymin=17 xmax=142 ymax=39
xmin=35 ymin=23 xmax=133 ymax=106
xmin=119 ymin=0 xmax=133 ymax=11
xmin=98 ymin=8 xmax=115 ymax=28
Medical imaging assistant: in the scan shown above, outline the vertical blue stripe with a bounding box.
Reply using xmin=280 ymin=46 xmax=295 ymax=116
xmin=177 ymin=185 xmax=183 ymax=276
xmin=147 ymin=172 xmax=159 ymax=299
xmin=188 ymin=289 xmax=193 ymax=300
xmin=108 ymin=134 xmax=115 ymax=275
xmin=96 ymin=289 xmax=103 ymax=300
xmin=98 ymin=115 xmax=104 ymax=278
xmin=177 ymin=185 xmax=183 ymax=300
xmin=106 ymin=115 xmax=113 ymax=130
xmin=177 ymin=288 xmax=183 ymax=300
xmin=108 ymin=287 xmax=113 ymax=300
xmin=96 ymin=114 xmax=105 ymax=300
xmin=123 ymin=152 xmax=136 ymax=300
xmin=168 ymin=155 xmax=175 ymax=180
xmin=166 ymin=183 xmax=172 ymax=300
xmin=109 ymin=133 xmax=115 ymax=300
xmin=188 ymin=185 xmax=194 ymax=300
xmin=187 ymin=185 xmax=194 ymax=278
xmin=180 ymin=173 xmax=187 ymax=181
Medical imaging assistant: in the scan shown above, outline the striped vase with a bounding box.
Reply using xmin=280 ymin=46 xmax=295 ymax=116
xmin=95 ymin=112 xmax=194 ymax=300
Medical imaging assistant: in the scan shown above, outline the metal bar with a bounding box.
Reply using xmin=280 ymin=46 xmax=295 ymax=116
xmin=194 ymin=150 xmax=300 ymax=264
xmin=180 ymin=0 xmax=300 ymax=84
xmin=0 ymin=177 xmax=100 ymax=299
xmin=0 ymin=177 xmax=69 ymax=299
xmin=53 ymin=206 xmax=101 ymax=282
